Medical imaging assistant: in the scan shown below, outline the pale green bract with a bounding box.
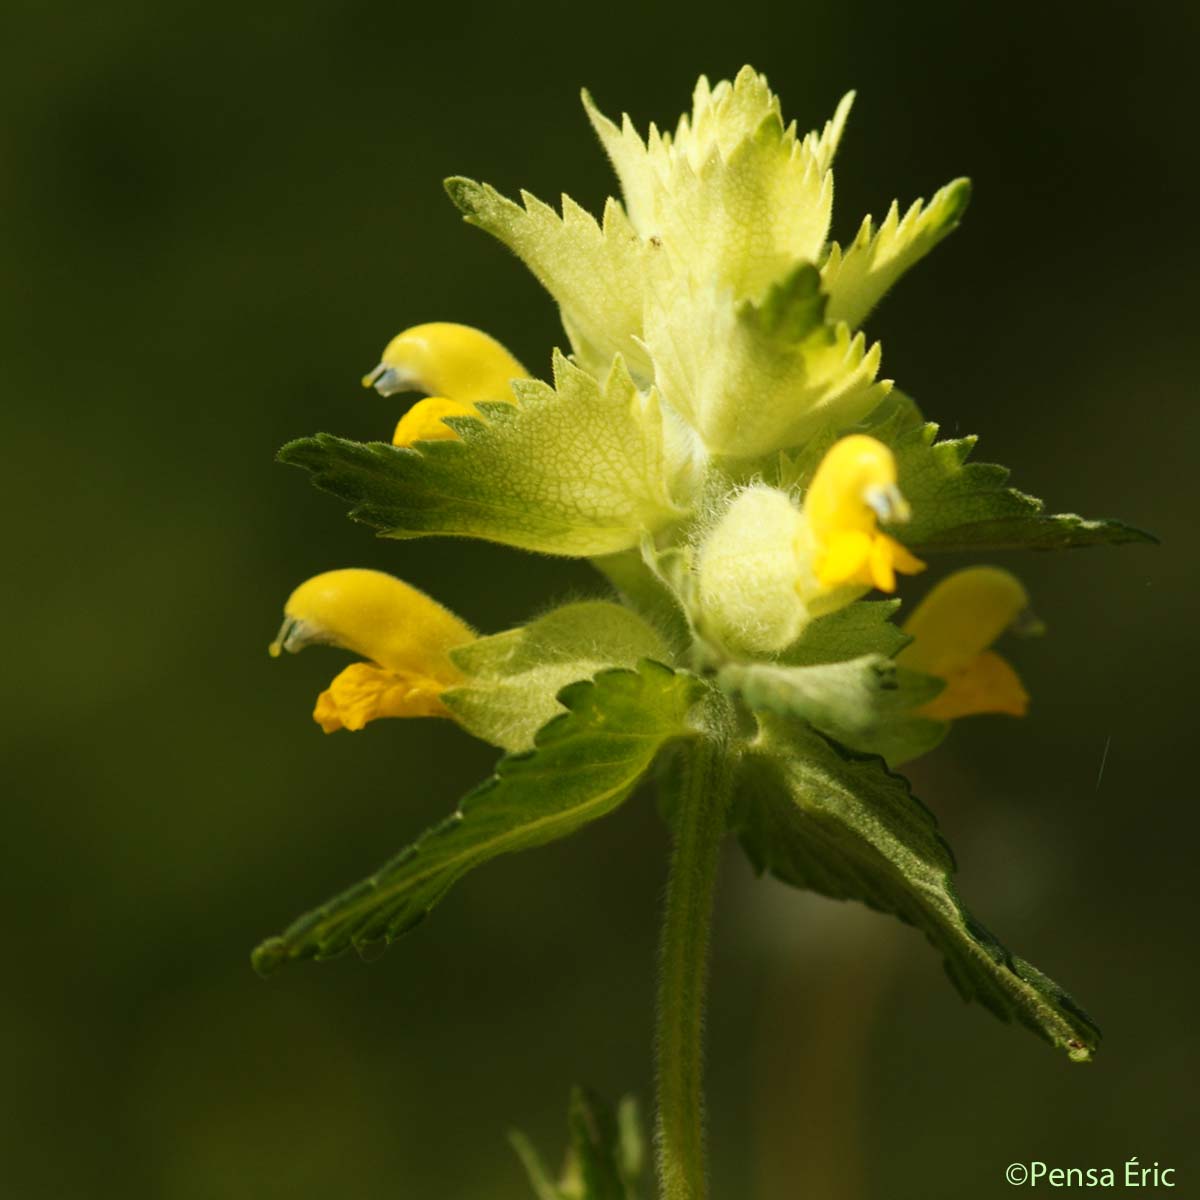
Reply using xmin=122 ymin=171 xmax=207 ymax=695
xmin=583 ymin=76 xmax=838 ymax=300
xmin=644 ymin=264 xmax=891 ymax=457
xmin=444 ymin=601 xmax=670 ymax=752
xmin=822 ymin=178 xmax=972 ymax=328
xmin=282 ymin=352 xmax=692 ymax=556
xmin=266 ymin=64 xmax=1153 ymax=1072
xmin=445 ymin=179 xmax=653 ymax=381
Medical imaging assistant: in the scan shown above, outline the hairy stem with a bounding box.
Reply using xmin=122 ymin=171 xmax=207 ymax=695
xmin=655 ymin=724 xmax=734 ymax=1200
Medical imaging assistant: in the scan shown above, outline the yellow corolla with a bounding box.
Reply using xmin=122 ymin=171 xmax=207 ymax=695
xmin=269 ymin=568 xmax=476 ymax=733
xmin=898 ymin=566 xmax=1033 ymax=720
xmin=802 ymin=434 xmax=925 ymax=592
xmin=360 ymin=322 xmax=529 ymax=447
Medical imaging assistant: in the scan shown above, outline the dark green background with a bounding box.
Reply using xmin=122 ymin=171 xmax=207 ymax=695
xmin=3 ymin=2 xmax=1195 ymax=1196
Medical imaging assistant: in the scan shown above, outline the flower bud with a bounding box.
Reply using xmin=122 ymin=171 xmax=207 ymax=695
xmin=697 ymin=487 xmax=809 ymax=655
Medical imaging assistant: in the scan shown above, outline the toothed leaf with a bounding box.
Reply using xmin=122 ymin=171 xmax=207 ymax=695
xmin=779 ymin=398 xmax=1154 ymax=552
xmin=585 ymin=68 xmax=843 ymax=297
xmin=446 ymin=177 xmax=652 ymax=378
xmin=279 ymin=354 xmax=689 ymax=557
xmin=805 ymin=90 xmax=856 ymax=176
xmin=252 ymin=662 xmax=704 ymax=975
xmin=823 ymin=179 xmax=972 ymax=327
xmin=885 ymin=421 xmax=1156 ymax=552
xmin=733 ymin=718 xmax=1100 ymax=1061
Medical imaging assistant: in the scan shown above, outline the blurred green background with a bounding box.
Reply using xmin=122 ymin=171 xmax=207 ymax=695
xmin=3 ymin=1 xmax=1196 ymax=1196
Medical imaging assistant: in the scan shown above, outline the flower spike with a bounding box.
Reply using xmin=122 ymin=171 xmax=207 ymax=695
xmin=260 ymin=67 xmax=1142 ymax=1077
xmin=898 ymin=566 xmax=1033 ymax=720
xmin=270 ymin=568 xmax=475 ymax=732
xmin=801 ymin=434 xmax=925 ymax=592
xmin=360 ymin=322 xmax=528 ymax=446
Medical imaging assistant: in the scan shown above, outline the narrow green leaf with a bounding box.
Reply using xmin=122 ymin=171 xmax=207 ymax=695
xmin=614 ymin=1096 xmax=645 ymax=1187
xmin=566 ymin=1087 xmax=637 ymax=1200
xmin=512 ymin=1088 xmax=645 ymax=1200
xmin=734 ymin=718 xmax=1100 ymax=1061
xmin=511 ymin=1132 xmax=565 ymax=1200
xmin=252 ymin=663 xmax=703 ymax=975
xmin=444 ymin=601 xmax=670 ymax=751
xmin=277 ymin=354 xmax=688 ymax=557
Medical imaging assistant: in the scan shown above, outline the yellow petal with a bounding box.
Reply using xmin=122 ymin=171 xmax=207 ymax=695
xmin=816 ymin=529 xmax=874 ymax=587
xmin=918 ymin=650 xmax=1029 ymax=721
xmin=815 ymin=530 xmax=923 ymax=593
xmin=886 ymin=536 xmax=926 ymax=576
xmin=802 ymin=435 xmax=921 ymax=598
xmin=362 ymin=322 xmax=527 ymax=404
xmin=270 ymin=568 xmax=474 ymax=685
xmin=869 ymin=534 xmax=897 ymax=592
xmin=313 ymin=662 xmax=451 ymax=733
xmin=899 ymin=566 xmax=1030 ymax=677
xmin=804 ymin=435 xmax=902 ymax=541
xmin=870 ymin=533 xmax=925 ymax=591
xmin=392 ymin=396 xmax=479 ymax=446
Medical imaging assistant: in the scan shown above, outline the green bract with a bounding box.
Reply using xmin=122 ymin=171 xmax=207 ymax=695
xmin=263 ymin=62 xmax=1154 ymax=1092
xmin=253 ymin=662 xmax=703 ymax=975
xmin=282 ymin=352 xmax=691 ymax=556
xmin=444 ymin=601 xmax=670 ymax=751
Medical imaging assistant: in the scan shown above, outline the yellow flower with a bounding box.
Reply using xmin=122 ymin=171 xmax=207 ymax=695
xmin=269 ymin=568 xmax=475 ymax=733
xmin=898 ymin=566 xmax=1032 ymax=720
xmin=801 ymin=434 xmax=925 ymax=592
xmin=360 ymin=322 xmax=529 ymax=447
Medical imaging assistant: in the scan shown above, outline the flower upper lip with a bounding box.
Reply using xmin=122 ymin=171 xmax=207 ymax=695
xmin=361 ymin=362 xmax=387 ymax=389
xmin=362 ymin=363 xmax=408 ymax=395
xmin=865 ymin=483 xmax=911 ymax=524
